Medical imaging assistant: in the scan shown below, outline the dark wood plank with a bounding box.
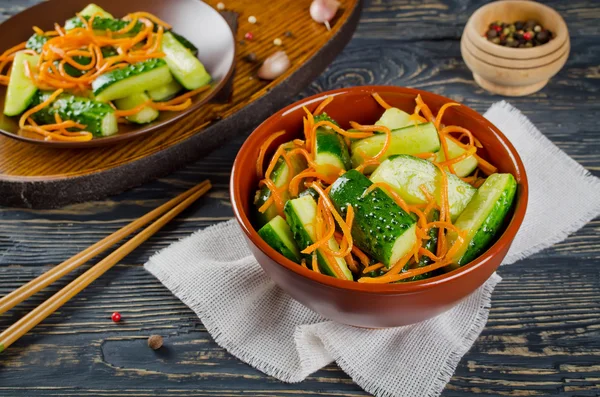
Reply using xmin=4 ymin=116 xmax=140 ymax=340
xmin=0 ymin=0 xmax=599 ymax=396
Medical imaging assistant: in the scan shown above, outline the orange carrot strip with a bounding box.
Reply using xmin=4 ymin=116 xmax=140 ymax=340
xmin=362 ymin=263 xmax=384 ymax=274
xmin=288 ymin=170 xmax=336 ymax=197
xmin=314 ymin=96 xmax=334 ymax=115
xmin=415 ymin=94 xmax=434 ymax=122
xmin=434 ymin=102 xmax=460 ymax=129
xmin=372 ymin=92 xmax=391 ymax=110
xmin=256 ymin=131 xmax=287 ymax=178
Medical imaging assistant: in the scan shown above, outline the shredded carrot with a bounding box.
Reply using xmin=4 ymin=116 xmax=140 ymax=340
xmin=434 ymin=102 xmax=460 ymax=129
xmin=345 ymin=253 xmax=359 ymax=273
xmin=348 ymin=122 xmax=391 ymax=161
xmin=415 ymin=94 xmax=434 ymax=122
xmin=441 ymin=126 xmax=474 ymax=147
xmin=445 ymin=135 xmax=497 ymax=175
xmin=256 ymin=130 xmax=287 ymax=179
xmin=259 ymin=178 xmax=286 ymax=216
xmin=314 ymin=120 xmax=372 ymax=139
xmin=311 ymin=253 xmax=320 ymax=273
xmin=258 ymin=196 xmax=274 ymax=213
xmin=126 ymin=12 xmax=172 ymax=29
xmin=371 ymin=92 xmax=391 ymax=110
xmin=301 ymin=258 xmax=307 ymax=268
xmin=314 ymin=96 xmax=334 ymax=115
xmin=288 ymin=169 xmax=336 ymax=197
xmin=114 ymin=101 xmax=150 ymax=117
xmin=438 ymin=146 xmax=477 ymax=167
xmin=363 ymin=263 xmax=384 ymax=274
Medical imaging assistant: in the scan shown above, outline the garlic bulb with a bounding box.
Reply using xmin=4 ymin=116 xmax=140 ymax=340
xmin=309 ymin=0 xmax=340 ymax=30
xmin=257 ymin=51 xmax=290 ymax=80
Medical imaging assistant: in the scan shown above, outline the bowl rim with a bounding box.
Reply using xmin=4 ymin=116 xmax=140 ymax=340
xmin=0 ymin=0 xmax=236 ymax=149
xmin=464 ymin=0 xmax=569 ymax=60
xmin=230 ymin=85 xmax=529 ymax=294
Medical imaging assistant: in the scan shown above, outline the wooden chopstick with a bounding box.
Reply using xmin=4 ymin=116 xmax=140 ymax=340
xmin=0 ymin=180 xmax=210 ymax=315
xmin=0 ymin=180 xmax=211 ymax=353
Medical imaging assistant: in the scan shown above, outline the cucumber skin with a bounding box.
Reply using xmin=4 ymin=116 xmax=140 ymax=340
xmin=31 ymin=92 xmax=117 ymax=137
xmin=329 ymin=170 xmax=416 ymax=267
xmin=253 ymin=148 xmax=307 ymax=228
xmin=161 ymin=32 xmax=211 ymax=90
xmin=313 ymin=112 xmax=352 ymax=172
xmin=258 ymin=216 xmax=301 ymax=263
xmin=92 ymin=58 xmax=171 ymax=101
xmin=26 ymin=34 xmax=48 ymax=53
xmin=298 ymin=187 xmax=319 ymax=201
xmin=64 ymin=16 xmax=144 ymax=35
xmin=457 ymin=175 xmax=517 ymax=266
xmin=79 ymin=3 xmax=114 ymax=18
xmin=169 ymin=31 xmax=198 ymax=56
xmin=284 ymin=199 xmax=352 ymax=279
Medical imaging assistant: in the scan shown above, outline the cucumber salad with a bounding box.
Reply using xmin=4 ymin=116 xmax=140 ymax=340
xmin=0 ymin=3 xmax=211 ymax=142
xmin=253 ymin=93 xmax=517 ymax=284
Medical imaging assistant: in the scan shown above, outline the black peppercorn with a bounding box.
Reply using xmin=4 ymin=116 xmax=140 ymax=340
xmin=524 ymin=19 xmax=537 ymax=30
xmin=486 ymin=29 xmax=498 ymax=39
xmin=514 ymin=20 xmax=524 ymax=30
xmin=536 ymin=30 xmax=550 ymax=44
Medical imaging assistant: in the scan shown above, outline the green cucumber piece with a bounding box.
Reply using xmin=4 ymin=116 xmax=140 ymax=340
xmin=375 ymin=107 xmax=412 ymax=130
xmin=351 ymin=122 xmax=441 ymax=169
xmin=170 ymin=31 xmax=198 ymax=56
xmin=435 ymin=137 xmax=478 ymax=177
xmin=258 ymin=215 xmax=302 ymax=263
xmin=253 ymin=144 xmax=307 ymax=227
xmin=161 ymin=31 xmax=211 ymax=90
xmin=399 ymin=210 xmax=439 ymax=282
xmin=370 ymin=155 xmax=476 ymax=221
xmin=4 ymin=52 xmax=40 ymax=117
xmin=31 ymin=91 xmax=118 ymax=137
xmin=79 ymin=3 xmax=114 ymax=18
xmin=329 ymin=169 xmax=417 ymax=268
xmin=284 ymin=196 xmax=353 ymax=280
xmin=147 ymin=79 xmax=183 ymax=101
xmin=298 ymin=187 xmax=319 ymax=202
xmin=447 ymin=173 xmax=517 ymax=267
xmin=25 ymin=34 xmax=48 ymax=53
xmin=313 ymin=113 xmax=351 ymax=177
xmin=64 ymin=16 xmax=144 ymax=36
xmin=114 ymin=92 xmax=158 ymax=124
xmin=92 ymin=58 xmax=173 ymax=102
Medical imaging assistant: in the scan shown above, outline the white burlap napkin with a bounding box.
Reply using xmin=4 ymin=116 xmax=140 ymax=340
xmin=145 ymin=102 xmax=600 ymax=397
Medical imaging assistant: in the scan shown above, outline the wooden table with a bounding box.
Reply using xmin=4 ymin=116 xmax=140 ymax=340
xmin=1 ymin=1 xmax=599 ymax=395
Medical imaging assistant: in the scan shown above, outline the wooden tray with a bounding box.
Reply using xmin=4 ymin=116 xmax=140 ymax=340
xmin=0 ymin=0 xmax=362 ymax=208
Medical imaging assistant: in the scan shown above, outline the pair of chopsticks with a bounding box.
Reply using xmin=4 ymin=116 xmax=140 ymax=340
xmin=0 ymin=180 xmax=211 ymax=353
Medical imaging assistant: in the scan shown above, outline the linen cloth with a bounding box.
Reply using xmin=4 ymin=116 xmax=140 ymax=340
xmin=145 ymin=102 xmax=600 ymax=397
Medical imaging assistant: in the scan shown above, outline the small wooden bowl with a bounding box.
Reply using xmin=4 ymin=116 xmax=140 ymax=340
xmin=230 ymin=86 xmax=529 ymax=328
xmin=461 ymin=0 xmax=569 ymax=96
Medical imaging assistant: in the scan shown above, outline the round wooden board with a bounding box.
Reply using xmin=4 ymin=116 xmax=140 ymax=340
xmin=0 ymin=0 xmax=362 ymax=208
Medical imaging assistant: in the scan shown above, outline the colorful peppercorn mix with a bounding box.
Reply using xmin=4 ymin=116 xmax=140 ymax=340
xmin=484 ymin=19 xmax=553 ymax=48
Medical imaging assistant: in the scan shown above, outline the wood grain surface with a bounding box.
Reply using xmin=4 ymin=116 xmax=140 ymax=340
xmin=1 ymin=0 xmax=600 ymax=396
xmin=0 ymin=0 xmax=361 ymax=208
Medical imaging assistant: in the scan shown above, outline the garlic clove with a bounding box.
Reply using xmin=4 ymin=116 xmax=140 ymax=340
xmin=310 ymin=0 xmax=340 ymax=25
xmin=257 ymin=51 xmax=291 ymax=80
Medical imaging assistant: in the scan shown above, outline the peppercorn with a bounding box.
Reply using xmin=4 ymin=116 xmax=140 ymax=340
xmin=536 ymin=30 xmax=550 ymax=44
xmin=284 ymin=31 xmax=293 ymax=38
xmin=514 ymin=21 xmax=524 ymax=30
xmin=486 ymin=29 xmax=498 ymax=39
xmin=523 ymin=31 xmax=533 ymax=41
xmin=525 ymin=19 xmax=537 ymax=29
xmin=148 ymin=335 xmax=163 ymax=350
xmin=244 ymin=32 xmax=254 ymax=40
xmin=111 ymin=312 xmax=121 ymax=322
xmin=244 ymin=52 xmax=257 ymax=62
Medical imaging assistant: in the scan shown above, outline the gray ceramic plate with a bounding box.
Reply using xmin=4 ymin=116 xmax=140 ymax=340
xmin=0 ymin=0 xmax=236 ymax=148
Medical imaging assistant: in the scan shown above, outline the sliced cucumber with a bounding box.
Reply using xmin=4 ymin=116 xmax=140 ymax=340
xmin=65 ymin=16 xmax=144 ymax=36
xmin=25 ymin=34 xmax=48 ymax=53
xmin=92 ymin=58 xmax=173 ymax=102
xmin=114 ymin=92 xmax=158 ymax=124
xmin=370 ymin=155 xmax=476 ymax=222
xmin=147 ymin=79 xmax=183 ymax=101
xmin=400 ymin=209 xmax=439 ymax=282
xmin=254 ymin=144 xmax=307 ymax=227
xmin=79 ymin=3 xmax=114 ymax=18
xmin=258 ymin=215 xmax=301 ymax=263
xmin=351 ymin=122 xmax=440 ymax=169
xmin=375 ymin=107 xmax=412 ymax=130
xmin=447 ymin=173 xmax=517 ymax=267
xmin=4 ymin=52 xmax=40 ymax=117
xmin=169 ymin=31 xmax=198 ymax=56
xmin=313 ymin=113 xmax=351 ymax=177
xmin=329 ymin=169 xmax=417 ymax=268
xmin=284 ymin=196 xmax=353 ymax=280
xmin=161 ymin=31 xmax=211 ymax=90
xmin=31 ymin=91 xmax=118 ymax=137
xmin=435 ymin=137 xmax=478 ymax=177
xmin=298 ymin=187 xmax=319 ymax=202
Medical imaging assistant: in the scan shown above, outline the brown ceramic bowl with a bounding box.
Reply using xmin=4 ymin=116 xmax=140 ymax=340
xmin=231 ymin=86 xmax=528 ymax=328
xmin=0 ymin=0 xmax=235 ymax=148
xmin=461 ymin=0 xmax=569 ymax=96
